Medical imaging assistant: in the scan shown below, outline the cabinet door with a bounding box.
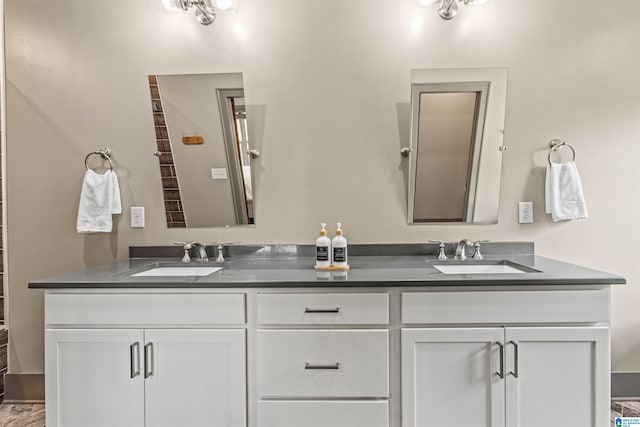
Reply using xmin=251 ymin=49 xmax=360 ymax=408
xmin=401 ymin=328 xmax=505 ymax=427
xmin=45 ymin=329 xmax=145 ymax=427
xmin=504 ymin=327 xmax=609 ymax=427
xmin=144 ymin=329 xmax=246 ymax=427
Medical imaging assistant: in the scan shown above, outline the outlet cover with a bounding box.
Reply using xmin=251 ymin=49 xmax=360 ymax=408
xmin=131 ymin=207 xmax=145 ymax=228
xmin=518 ymin=202 xmax=533 ymax=224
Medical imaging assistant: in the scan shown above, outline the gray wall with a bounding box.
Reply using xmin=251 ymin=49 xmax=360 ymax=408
xmin=4 ymin=0 xmax=640 ymax=380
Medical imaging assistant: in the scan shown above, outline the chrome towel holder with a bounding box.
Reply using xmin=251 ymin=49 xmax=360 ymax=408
xmin=548 ymin=139 xmax=576 ymax=166
xmin=85 ymin=148 xmax=113 ymax=171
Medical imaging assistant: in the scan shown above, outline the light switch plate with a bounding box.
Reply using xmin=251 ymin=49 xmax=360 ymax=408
xmin=131 ymin=207 xmax=145 ymax=228
xmin=211 ymin=168 xmax=228 ymax=180
xmin=518 ymin=202 xmax=533 ymax=224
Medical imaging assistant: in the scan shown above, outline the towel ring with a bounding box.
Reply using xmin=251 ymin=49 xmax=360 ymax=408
xmin=548 ymin=139 xmax=576 ymax=166
xmin=85 ymin=149 xmax=113 ymax=171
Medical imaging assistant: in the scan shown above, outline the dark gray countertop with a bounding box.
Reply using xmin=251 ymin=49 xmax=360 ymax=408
xmin=28 ymin=246 xmax=626 ymax=289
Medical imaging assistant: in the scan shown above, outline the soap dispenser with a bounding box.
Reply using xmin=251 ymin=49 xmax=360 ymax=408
xmin=331 ymin=223 xmax=348 ymax=268
xmin=315 ymin=223 xmax=332 ymax=268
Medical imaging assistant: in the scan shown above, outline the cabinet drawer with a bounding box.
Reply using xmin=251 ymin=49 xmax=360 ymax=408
xmin=402 ymin=290 xmax=609 ymax=324
xmin=45 ymin=293 xmax=245 ymax=325
xmin=257 ymin=293 xmax=388 ymax=324
xmin=257 ymin=329 xmax=389 ymax=398
xmin=257 ymin=400 xmax=389 ymax=427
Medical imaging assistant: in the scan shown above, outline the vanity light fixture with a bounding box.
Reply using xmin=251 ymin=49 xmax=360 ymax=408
xmin=162 ymin=0 xmax=238 ymax=25
xmin=418 ymin=0 xmax=486 ymax=20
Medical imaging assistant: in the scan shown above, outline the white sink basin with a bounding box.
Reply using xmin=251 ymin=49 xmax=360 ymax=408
xmin=132 ymin=266 xmax=223 ymax=277
xmin=434 ymin=263 xmax=528 ymax=275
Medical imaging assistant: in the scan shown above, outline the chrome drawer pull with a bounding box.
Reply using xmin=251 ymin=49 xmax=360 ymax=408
xmin=304 ymin=362 xmax=341 ymax=370
xmin=304 ymin=307 xmax=340 ymax=314
xmin=130 ymin=342 xmax=140 ymax=379
xmin=494 ymin=341 xmax=504 ymax=379
xmin=508 ymin=340 xmax=519 ymax=378
xmin=144 ymin=342 xmax=154 ymax=378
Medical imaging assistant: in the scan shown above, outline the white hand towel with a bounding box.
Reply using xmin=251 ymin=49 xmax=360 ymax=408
xmin=111 ymin=170 xmax=122 ymax=214
xmin=545 ymin=161 xmax=588 ymax=222
xmin=77 ymin=169 xmax=121 ymax=233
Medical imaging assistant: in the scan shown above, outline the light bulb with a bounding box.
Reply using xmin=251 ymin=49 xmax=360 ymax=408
xmin=162 ymin=0 xmax=185 ymax=12
xmin=215 ymin=0 xmax=237 ymax=11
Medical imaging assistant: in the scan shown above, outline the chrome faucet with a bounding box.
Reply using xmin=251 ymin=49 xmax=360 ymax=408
xmin=191 ymin=242 xmax=209 ymax=262
xmin=454 ymin=239 xmax=473 ymax=260
xmin=176 ymin=242 xmax=209 ymax=263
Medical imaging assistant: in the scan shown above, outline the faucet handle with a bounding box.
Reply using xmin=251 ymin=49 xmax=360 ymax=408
xmin=214 ymin=242 xmax=234 ymax=263
xmin=216 ymin=244 xmax=225 ymax=263
xmin=471 ymin=240 xmax=489 ymax=260
xmin=173 ymin=242 xmax=192 ymax=263
xmin=174 ymin=241 xmax=196 ymax=249
xmin=428 ymin=240 xmax=448 ymax=261
xmin=174 ymin=241 xmax=206 ymax=262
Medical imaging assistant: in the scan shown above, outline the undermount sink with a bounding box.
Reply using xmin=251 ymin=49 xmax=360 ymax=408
xmin=131 ymin=266 xmax=223 ymax=277
xmin=433 ymin=261 xmax=537 ymax=275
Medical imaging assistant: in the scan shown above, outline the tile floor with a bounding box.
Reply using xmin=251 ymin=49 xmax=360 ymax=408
xmin=0 ymin=404 xmax=45 ymax=427
xmin=612 ymin=400 xmax=640 ymax=423
xmin=0 ymin=401 xmax=637 ymax=426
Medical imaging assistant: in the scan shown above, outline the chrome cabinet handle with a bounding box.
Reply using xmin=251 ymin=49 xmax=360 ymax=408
xmin=508 ymin=341 xmax=519 ymax=378
xmin=144 ymin=342 xmax=154 ymax=378
xmin=304 ymin=362 xmax=341 ymax=370
xmin=495 ymin=341 xmax=504 ymax=379
xmin=130 ymin=342 xmax=140 ymax=379
xmin=304 ymin=307 xmax=340 ymax=314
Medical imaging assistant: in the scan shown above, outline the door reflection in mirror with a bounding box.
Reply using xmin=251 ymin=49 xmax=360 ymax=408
xmin=412 ymin=83 xmax=488 ymax=222
xmin=148 ymin=73 xmax=256 ymax=228
xmin=218 ymin=89 xmax=254 ymax=225
xmin=408 ymin=68 xmax=507 ymax=224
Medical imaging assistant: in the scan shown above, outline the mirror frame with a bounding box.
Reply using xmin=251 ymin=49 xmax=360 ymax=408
xmin=407 ymin=68 xmax=508 ymax=224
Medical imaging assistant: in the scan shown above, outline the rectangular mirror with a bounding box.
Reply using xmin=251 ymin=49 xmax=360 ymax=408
xmin=148 ymin=72 xmax=256 ymax=228
xmin=408 ymin=68 xmax=508 ymax=224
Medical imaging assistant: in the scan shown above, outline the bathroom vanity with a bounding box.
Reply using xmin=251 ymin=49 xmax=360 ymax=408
xmin=29 ymin=244 xmax=625 ymax=427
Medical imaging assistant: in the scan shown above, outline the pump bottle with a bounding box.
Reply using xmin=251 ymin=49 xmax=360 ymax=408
xmin=315 ymin=223 xmax=332 ymax=268
xmin=331 ymin=223 xmax=348 ymax=268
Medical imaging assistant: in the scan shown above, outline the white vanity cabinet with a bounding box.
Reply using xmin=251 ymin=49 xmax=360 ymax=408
xmin=255 ymin=292 xmax=390 ymax=427
xmin=401 ymin=290 xmax=610 ymax=427
xmin=44 ymin=292 xmax=247 ymax=427
xmin=40 ymin=282 xmax=614 ymax=427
